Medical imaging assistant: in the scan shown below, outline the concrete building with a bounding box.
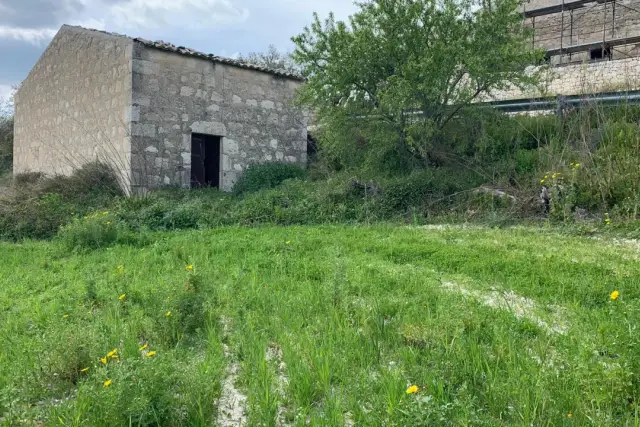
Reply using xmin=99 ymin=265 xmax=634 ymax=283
xmin=13 ymin=25 xmax=308 ymax=193
xmin=524 ymin=0 xmax=640 ymax=64
xmin=486 ymin=0 xmax=640 ymax=102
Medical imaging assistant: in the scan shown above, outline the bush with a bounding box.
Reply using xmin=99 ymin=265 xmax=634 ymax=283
xmin=0 ymin=193 xmax=73 ymax=241
xmin=233 ymin=162 xmax=307 ymax=195
xmin=57 ymin=211 xmax=150 ymax=252
xmin=115 ymin=196 xmax=205 ymax=231
xmin=39 ymin=161 xmax=124 ymax=206
xmin=0 ymin=116 xmax=12 ymax=177
xmin=0 ymin=162 xmax=124 ymax=241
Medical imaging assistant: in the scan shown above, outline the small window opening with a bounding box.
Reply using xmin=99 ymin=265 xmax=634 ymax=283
xmin=190 ymin=133 xmax=221 ymax=188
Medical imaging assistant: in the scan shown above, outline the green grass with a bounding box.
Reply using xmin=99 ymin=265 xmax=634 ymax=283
xmin=1 ymin=225 xmax=638 ymax=426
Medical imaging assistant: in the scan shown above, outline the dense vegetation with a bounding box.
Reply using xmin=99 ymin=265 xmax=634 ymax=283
xmin=0 ymin=114 xmax=12 ymax=184
xmin=4 ymin=101 xmax=640 ymax=244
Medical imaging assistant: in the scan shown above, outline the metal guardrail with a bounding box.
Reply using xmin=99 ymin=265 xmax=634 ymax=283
xmin=484 ymin=90 xmax=640 ymax=112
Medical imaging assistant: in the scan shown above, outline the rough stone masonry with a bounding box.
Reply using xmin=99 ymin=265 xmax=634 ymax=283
xmin=13 ymin=25 xmax=308 ymax=193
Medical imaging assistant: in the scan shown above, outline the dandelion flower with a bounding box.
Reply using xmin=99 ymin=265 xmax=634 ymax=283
xmin=119 ymin=293 xmax=126 ymax=301
xmin=610 ymin=290 xmax=620 ymax=301
xmin=186 ymin=265 xmax=194 ymax=271
xmin=139 ymin=344 xmax=148 ymax=351
xmin=107 ymin=348 xmax=118 ymax=358
xmin=100 ymin=357 xmax=108 ymax=365
xmin=146 ymin=351 xmax=157 ymax=358
xmin=568 ymin=413 xmax=573 ymax=418
xmin=406 ymin=385 xmax=419 ymax=394
xmin=166 ymin=311 xmax=172 ymax=317
xmin=103 ymin=379 xmax=112 ymax=387
xmin=81 ymin=367 xmax=89 ymax=373
xmin=63 ymin=314 xmax=69 ymax=319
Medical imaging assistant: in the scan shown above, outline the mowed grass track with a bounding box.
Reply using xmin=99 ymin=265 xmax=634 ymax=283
xmin=0 ymin=226 xmax=638 ymax=426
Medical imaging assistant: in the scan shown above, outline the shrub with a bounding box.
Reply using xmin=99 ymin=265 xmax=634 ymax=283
xmin=0 ymin=116 xmax=12 ymax=176
xmin=115 ymin=196 xmax=205 ymax=231
xmin=0 ymin=162 xmax=125 ymax=241
xmin=0 ymin=192 xmax=73 ymax=241
xmin=39 ymin=161 xmax=124 ymax=206
xmin=57 ymin=211 xmax=150 ymax=252
xmin=233 ymin=162 xmax=307 ymax=195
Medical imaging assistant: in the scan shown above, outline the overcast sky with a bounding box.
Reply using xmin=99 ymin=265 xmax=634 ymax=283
xmin=0 ymin=0 xmax=359 ymax=102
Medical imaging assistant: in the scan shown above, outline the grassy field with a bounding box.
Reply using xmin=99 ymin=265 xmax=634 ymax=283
xmin=1 ymin=225 xmax=638 ymax=426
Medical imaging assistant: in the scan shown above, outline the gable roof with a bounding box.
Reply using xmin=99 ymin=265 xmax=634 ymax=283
xmin=62 ymin=25 xmax=304 ymax=81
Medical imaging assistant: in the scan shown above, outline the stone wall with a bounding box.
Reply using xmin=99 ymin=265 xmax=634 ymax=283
xmin=13 ymin=25 xmax=133 ymax=186
xmin=130 ymin=44 xmax=308 ymax=192
xmin=486 ymin=55 xmax=640 ymax=100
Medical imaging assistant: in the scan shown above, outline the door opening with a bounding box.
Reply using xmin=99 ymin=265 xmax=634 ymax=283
xmin=190 ymin=133 xmax=221 ymax=188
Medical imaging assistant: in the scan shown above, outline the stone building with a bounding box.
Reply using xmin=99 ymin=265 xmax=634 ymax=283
xmin=13 ymin=25 xmax=308 ymax=193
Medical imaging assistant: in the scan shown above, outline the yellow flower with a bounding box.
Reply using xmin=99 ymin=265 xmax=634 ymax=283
xmin=107 ymin=348 xmax=118 ymax=358
xmin=610 ymin=290 xmax=620 ymax=301
xmin=186 ymin=265 xmax=194 ymax=271
xmin=540 ymin=179 xmax=545 ymax=184
xmin=103 ymin=379 xmax=112 ymax=387
xmin=119 ymin=293 xmax=126 ymax=301
xmin=166 ymin=311 xmax=172 ymax=317
xmin=568 ymin=413 xmax=573 ymax=418
xmin=139 ymin=344 xmax=148 ymax=351
xmin=146 ymin=351 xmax=157 ymax=358
xmin=100 ymin=357 xmax=108 ymax=365
xmin=406 ymin=385 xmax=419 ymax=394
xmin=80 ymin=367 xmax=89 ymax=373
xmin=63 ymin=314 xmax=69 ymax=319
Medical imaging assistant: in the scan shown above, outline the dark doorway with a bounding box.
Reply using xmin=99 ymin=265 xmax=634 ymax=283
xmin=191 ymin=133 xmax=221 ymax=188
xmin=590 ymin=46 xmax=611 ymax=61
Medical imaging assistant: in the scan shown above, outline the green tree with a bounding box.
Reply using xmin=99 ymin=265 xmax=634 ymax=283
xmin=0 ymin=92 xmax=13 ymax=177
xmin=292 ymin=0 xmax=544 ymax=170
xmin=240 ymin=45 xmax=299 ymax=74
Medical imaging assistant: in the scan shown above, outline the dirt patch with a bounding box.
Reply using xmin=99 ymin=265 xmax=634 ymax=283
xmin=266 ymin=344 xmax=290 ymax=427
xmin=215 ymin=316 xmax=248 ymax=427
xmin=441 ymin=282 xmax=569 ymax=335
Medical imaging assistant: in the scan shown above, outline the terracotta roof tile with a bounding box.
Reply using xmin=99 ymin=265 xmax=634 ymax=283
xmin=64 ymin=25 xmax=304 ymax=81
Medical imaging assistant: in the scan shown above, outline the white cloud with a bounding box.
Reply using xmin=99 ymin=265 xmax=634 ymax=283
xmin=0 ymin=0 xmax=249 ymax=45
xmin=99 ymin=0 xmax=249 ymax=30
xmin=0 ymin=26 xmax=57 ymax=45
